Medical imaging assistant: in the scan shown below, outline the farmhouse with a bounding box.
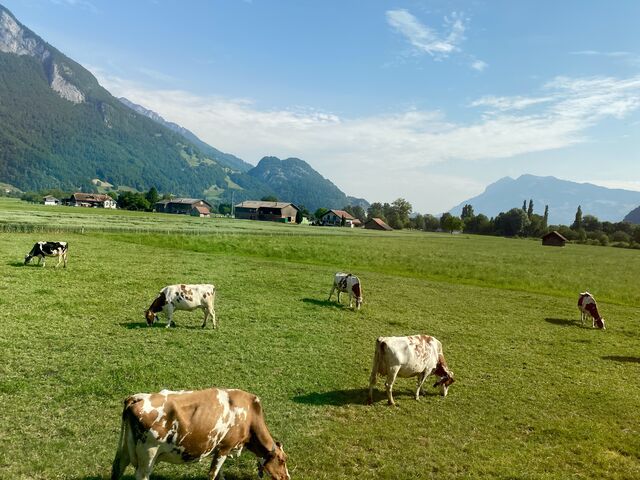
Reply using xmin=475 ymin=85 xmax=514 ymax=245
xmin=320 ymin=209 xmax=361 ymax=227
xmin=68 ymin=192 xmax=116 ymax=208
xmin=155 ymin=198 xmax=212 ymax=215
xmin=542 ymin=230 xmax=568 ymax=247
xmin=234 ymin=200 xmax=300 ymax=223
xmin=43 ymin=195 xmax=61 ymax=206
xmin=364 ymin=217 xmax=393 ymax=231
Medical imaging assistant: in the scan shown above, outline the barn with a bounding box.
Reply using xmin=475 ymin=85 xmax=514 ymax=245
xmin=364 ymin=217 xmax=393 ymax=231
xmin=234 ymin=201 xmax=300 ymax=222
xmin=542 ymin=230 xmax=568 ymax=247
xmin=155 ymin=198 xmax=212 ymax=215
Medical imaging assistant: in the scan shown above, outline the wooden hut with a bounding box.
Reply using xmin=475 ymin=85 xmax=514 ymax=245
xmin=364 ymin=217 xmax=393 ymax=231
xmin=542 ymin=230 xmax=568 ymax=247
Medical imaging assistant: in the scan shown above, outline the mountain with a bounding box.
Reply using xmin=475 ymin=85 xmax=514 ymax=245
xmin=118 ymin=97 xmax=253 ymax=173
xmin=0 ymin=4 xmax=367 ymax=210
xmin=623 ymin=206 xmax=640 ymax=224
xmin=449 ymin=174 xmax=640 ymax=225
xmin=244 ymin=156 xmax=369 ymax=212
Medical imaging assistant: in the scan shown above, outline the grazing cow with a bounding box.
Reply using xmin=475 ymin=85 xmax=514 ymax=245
xmin=145 ymin=284 xmax=216 ymax=328
xmin=368 ymin=335 xmax=454 ymax=406
xmin=578 ymin=292 xmax=606 ymax=329
xmin=24 ymin=241 xmax=68 ymax=268
xmin=111 ymin=388 xmax=290 ymax=480
xmin=328 ymin=272 xmax=363 ymax=310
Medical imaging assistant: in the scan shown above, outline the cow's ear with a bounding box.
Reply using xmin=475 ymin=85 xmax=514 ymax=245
xmin=276 ymin=441 xmax=283 ymax=450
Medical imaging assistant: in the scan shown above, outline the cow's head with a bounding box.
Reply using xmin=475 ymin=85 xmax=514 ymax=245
xmin=144 ymin=309 xmax=157 ymax=326
xmin=595 ymin=317 xmax=606 ymax=330
xmin=24 ymin=254 xmax=33 ymax=265
xmin=258 ymin=442 xmax=290 ymax=480
xmin=352 ymin=282 xmax=363 ymax=310
xmin=433 ymin=371 xmax=455 ymax=396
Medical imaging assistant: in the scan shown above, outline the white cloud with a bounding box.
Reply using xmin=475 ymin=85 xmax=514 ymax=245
xmin=92 ymin=68 xmax=640 ymax=213
xmin=471 ymin=60 xmax=488 ymax=71
xmin=386 ymin=9 xmax=465 ymax=58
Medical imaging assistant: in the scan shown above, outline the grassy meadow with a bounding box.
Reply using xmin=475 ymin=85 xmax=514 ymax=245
xmin=1 ymin=198 xmax=639 ymax=479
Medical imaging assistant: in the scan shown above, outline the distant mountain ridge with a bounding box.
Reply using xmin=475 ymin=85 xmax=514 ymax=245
xmin=244 ymin=156 xmax=369 ymax=212
xmin=118 ymin=97 xmax=253 ymax=173
xmin=623 ymin=206 xmax=640 ymax=224
xmin=450 ymin=174 xmax=640 ymax=225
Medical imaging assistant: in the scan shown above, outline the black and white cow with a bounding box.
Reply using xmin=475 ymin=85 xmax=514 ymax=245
xmin=145 ymin=284 xmax=216 ymax=328
xmin=24 ymin=241 xmax=68 ymax=268
xmin=328 ymin=272 xmax=363 ymax=310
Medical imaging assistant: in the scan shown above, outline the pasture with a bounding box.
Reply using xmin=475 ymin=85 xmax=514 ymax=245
xmin=1 ymin=198 xmax=639 ymax=479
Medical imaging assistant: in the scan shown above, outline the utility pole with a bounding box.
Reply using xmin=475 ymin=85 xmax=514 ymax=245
xmin=231 ymin=190 xmax=235 ymax=218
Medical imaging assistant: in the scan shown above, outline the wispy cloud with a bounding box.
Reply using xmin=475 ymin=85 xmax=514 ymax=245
xmin=50 ymin=0 xmax=97 ymax=11
xmin=570 ymin=50 xmax=640 ymax=67
xmin=92 ymin=68 xmax=640 ymax=212
xmin=386 ymin=9 xmax=466 ymax=58
xmin=471 ymin=59 xmax=488 ymax=71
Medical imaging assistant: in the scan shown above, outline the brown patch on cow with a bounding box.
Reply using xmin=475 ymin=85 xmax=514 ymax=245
xmin=149 ymin=292 xmax=167 ymax=313
xmin=352 ymin=282 xmax=361 ymax=299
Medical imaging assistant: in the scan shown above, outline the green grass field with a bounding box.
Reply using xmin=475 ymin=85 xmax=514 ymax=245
xmin=1 ymin=199 xmax=639 ymax=479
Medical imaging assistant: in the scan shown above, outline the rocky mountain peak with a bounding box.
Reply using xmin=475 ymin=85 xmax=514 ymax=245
xmin=0 ymin=6 xmax=83 ymax=103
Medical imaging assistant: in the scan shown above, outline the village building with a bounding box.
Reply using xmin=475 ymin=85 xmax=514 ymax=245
xmin=234 ymin=201 xmax=300 ymax=223
xmin=155 ymin=198 xmax=212 ymax=215
xmin=320 ymin=209 xmax=361 ymax=227
xmin=68 ymin=192 xmax=116 ymax=208
xmin=542 ymin=230 xmax=568 ymax=247
xmin=364 ymin=217 xmax=393 ymax=231
xmin=43 ymin=195 xmax=61 ymax=206
xmin=191 ymin=205 xmax=211 ymax=218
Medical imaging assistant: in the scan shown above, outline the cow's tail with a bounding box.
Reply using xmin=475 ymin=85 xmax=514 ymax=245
xmin=111 ymin=398 xmax=136 ymax=480
xmin=368 ymin=338 xmax=386 ymax=404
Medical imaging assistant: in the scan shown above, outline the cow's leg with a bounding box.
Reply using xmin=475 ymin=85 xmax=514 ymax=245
xmin=55 ymin=254 xmax=63 ymax=268
xmin=385 ymin=366 xmax=401 ymax=406
xmin=415 ymin=371 xmax=428 ymax=400
xmin=134 ymin=445 xmax=159 ymax=480
xmin=164 ymin=305 xmax=175 ymax=328
xmin=348 ymin=291 xmax=353 ymax=308
xmin=328 ymin=284 xmax=336 ymax=301
xmin=208 ymin=452 xmax=228 ymax=480
xmin=62 ymin=251 xmax=67 ymax=268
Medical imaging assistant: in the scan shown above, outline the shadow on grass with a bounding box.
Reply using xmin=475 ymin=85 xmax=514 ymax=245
xmin=602 ymin=355 xmax=640 ymax=364
xmin=74 ymin=475 xmax=226 ymax=480
xmin=119 ymin=322 xmax=212 ymax=330
xmin=293 ymin=387 xmax=438 ymax=406
xmin=7 ymin=261 xmax=26 ymax=267
xmin=301 ymin=298 xmax=344 ymax=309
xmin=544 ymin=318 xmax=588 ymax=328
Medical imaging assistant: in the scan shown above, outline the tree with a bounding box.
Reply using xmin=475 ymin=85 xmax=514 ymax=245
xmin=522 ymin=199 xmax=527 ymax=212
xmin=442 ymin=215 xmax=464 ymax=233
xmin=439 ymin=212 xmax=452 ymax=231
xmin=118 ymin=191 xmax=150 ymax=211
xmin=572 ymin=205 xmax=583 ymax=230
xmin=295 ymin=210 xmax=304 ymax=224
xmin=261 ymin=195 xmax=278 ymax=202
xmin=145 ymin=186 xmax=159 ymax=205
xmin=367 ymin=202 xmax=385 ymax=221
xmin=543 ymin=205 xmax=549 ymax=230
xmin=527 ymin=199 xmax=534 ymax=219
xmin=423 ymin=214 xmax=440 ymax=231
xmin=391 ymin=198 xmax=413 ymax=228
xmin=314 ymin=207 xmax=328 ymax=221
xmin=411 ymin=214 xmax=425 ymax=231
xmin=494 ymin=208 xmax=530 ymax=236
xmin=464 ymin=214 xmax=490 ymax=234
xmin=343 ymin=205 xmax=366 ymax=222
xmin=218 ymin=203 xmax=232 ymax=215
xmin=340 ymin=215 xmax=346 ymax=227
xmin=461 ymin=204 xmax=475 ymax=221
xmin=582 ymin=215 xmax=601 ymax=232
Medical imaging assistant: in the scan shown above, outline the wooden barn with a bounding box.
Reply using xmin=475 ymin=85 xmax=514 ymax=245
xmin=542 ymin=230 xmax=568 ymax=247
xmin=155 ymin=198 xmax=212 ymax=215
xmin=364 ymin=217 xmax=393 ymax=231
xmin=234 ymin=201 xmax=300 ymax=223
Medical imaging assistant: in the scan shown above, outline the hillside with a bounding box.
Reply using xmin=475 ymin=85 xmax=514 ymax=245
xmin=244 ymin=156 xmax=369 ymax=212
xmin=623 ymin=205 xmax=640 ymax=224
xmin=450 ymin=174 xmax=640 ymax=225
xmin=118 ymin=97 xmax=253 ymax=173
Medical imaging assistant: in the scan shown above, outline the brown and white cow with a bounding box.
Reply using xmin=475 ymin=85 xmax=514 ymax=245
xmin=24 ymin=241 xmax=68 ymax=268
xmin=111 ymin=388 xmax=290 ymax=480
xmin=145 ymin=284 xmax=216 ymax=328
xmin=328 ymin=272 xmax=363 ymax=310
xmin=368 ymin=335 xmax=454 ymax=406
xmin=578 ymin=292 xmax=606 ymax=329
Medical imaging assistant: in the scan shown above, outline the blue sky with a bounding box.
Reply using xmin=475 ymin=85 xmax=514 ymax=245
xmin=4 ymin=0 xmax=640 ymax=213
